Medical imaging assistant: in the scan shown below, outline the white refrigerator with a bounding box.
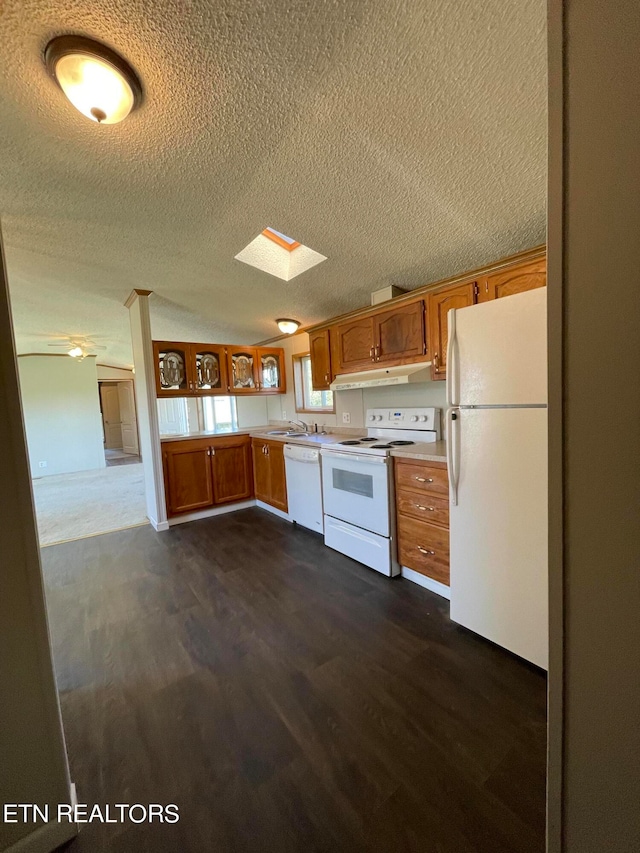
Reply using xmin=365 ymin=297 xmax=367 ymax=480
xmin=446 ymin=288 xmax=548 ymax=669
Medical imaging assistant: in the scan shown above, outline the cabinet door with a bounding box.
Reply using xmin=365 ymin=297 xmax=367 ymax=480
xmin=334 ymin=316 xmax=375 ymax=372
xmin=374 ymin=300 xmax=426 ymax=364
xmin=251 ymin=439 xmax=271 ymax=502
xmin=266 ymin=441 xmax=288 ymax=513
xmin=228 ymin=347 xmax=259 ymax=393
xmin=477 ymin=257 xmax=546 ymax=302
xmin=427 ymin=282 xmax=476 ymax=379
xmin=191 ymin=344 xmax=228 ymax=394
xmin=153 ymin=342 xmax=192 ymax=397
xmin=257 ymin=347 xmax=286 ymax=394
xmin=309 ymin=329 xmax=332 ymax=390
xmin=163 ymin=444 xmax=214 ymax=515
xmin=211 ymin=437 xmax=253 ymax=504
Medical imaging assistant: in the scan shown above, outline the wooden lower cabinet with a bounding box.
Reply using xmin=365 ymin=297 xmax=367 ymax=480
xmin=394 ymin=457 xmax=450 ymax=586
xmin=162 ymin=435 xmax=253 ymax=517
xmin=251 ymin=438 xmax=288 ymax=513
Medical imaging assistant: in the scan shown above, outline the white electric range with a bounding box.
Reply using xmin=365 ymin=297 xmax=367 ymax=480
xmin=320 ymin=408 xmax=441 ymax=576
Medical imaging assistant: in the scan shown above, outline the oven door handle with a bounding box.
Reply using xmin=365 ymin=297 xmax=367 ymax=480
xmin=320 ymin=450 xmax=388 ymax=465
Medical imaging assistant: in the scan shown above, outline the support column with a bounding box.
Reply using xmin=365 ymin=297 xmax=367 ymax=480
xmin=125 ymin=289 xmax=168 ymax=531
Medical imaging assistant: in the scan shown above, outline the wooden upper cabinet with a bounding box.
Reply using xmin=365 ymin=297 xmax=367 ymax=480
xmin=191 ymin=344 xmax=228 ymax=394
xmin=228 ymin=347 xmax=259 ymax=393
xmin=154 ymin=341 xmax=192 ymax=397
xmin=163 ymin=441 xmax=214 ymax=515
xmin=477 ymin=257 xmax=546 ymax=302
xmin=334 ymin=315 xmax=375 ymax=372
xmin=374 ymin=300 xmax=426 ymax=364
xmin=309 ymin=329 xmax=332 ymax=391
xmin=257 ymin=347 xmax=286 ymax=394
xmin=211 ymin=436 xmax=253 ymax=504
xmin=427 ymin=281 xmax=477 ymax=379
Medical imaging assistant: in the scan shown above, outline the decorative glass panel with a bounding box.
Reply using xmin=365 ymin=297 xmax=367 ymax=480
xmin=195 ymin=350 xmax=222 ymax=390
xmin=261 ymin=353 xmax=281 ymax=389
xmin=231 ymin=351 xmax=256 ymax=389
xmin=158 ymin=347 xmax=188 ymax=391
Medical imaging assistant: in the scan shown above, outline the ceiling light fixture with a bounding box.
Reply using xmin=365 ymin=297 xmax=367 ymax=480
xmin=68 ymin=346 xmax=84 ymax=358
xmin=276 ymin=319 xmax=300 ymax=335
xmin=44 ymin=35 xmax=142 ymax=124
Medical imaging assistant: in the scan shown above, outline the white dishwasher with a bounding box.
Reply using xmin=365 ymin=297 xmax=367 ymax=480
xmin=283 ymin=444 xmax=324 ymax=534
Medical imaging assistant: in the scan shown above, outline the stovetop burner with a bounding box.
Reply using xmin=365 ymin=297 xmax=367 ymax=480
xmin=370 ymin=444 xmax=393 ymax=449
xmin=338 ymin=440 xmax=362 ymax=446
xmin=359 ymin=437 xmax=378 ymax=442
xmin=389 ymin=440 xmax=415 ymax=446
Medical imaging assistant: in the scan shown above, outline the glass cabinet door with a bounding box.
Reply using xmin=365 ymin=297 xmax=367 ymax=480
xmin=192 ymin=345 xmax=228 ymax=394
xmin=229 ymin=348 xmax=258 ymax=392
xmin=257 ymin=347 xmax=285 ymax=393
xmin=153 ymin=342 xmax=191 ymax=396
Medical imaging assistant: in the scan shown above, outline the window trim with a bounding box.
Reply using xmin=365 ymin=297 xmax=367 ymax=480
xmin=293 ymin=353 xmax=335 ymax=414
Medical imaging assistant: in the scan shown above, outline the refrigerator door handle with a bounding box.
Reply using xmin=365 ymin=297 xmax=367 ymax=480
xmin=446 ymin=308 xmax=458 ymax=407
xmin=446 ymin=407 xmax=460 ymax=506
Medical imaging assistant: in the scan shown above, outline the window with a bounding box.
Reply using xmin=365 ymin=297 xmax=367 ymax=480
xmin=157 ymin=396 xmax=237 ymax=436
xmin=202 ymin=396 xmax=238 ymax=432
xmin=293 ymin=354 xmax=335 ymax=413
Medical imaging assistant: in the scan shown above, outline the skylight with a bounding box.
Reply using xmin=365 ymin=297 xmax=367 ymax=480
xmin=235 ymin=228 xmax=327 ymax=282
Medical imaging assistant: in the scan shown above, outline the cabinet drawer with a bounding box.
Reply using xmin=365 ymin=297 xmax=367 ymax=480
xmin=396 ymin=491 xmax=449 ymax=528
xmin=397 ymin=515 xmax=450 ymax=585
xmin=395 ymin=460 xmax=448 ymax=497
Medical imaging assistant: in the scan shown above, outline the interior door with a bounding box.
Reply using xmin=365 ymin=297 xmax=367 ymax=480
xmin=117 ymin=381 xmax=139 ymax=455
xmin=374 ymin=300 xmax=426 ymax=364
xmin=100 ymin=384 xmax=123 ymax=449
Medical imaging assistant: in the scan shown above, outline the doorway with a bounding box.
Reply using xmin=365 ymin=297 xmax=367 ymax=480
xmin=98 ymin=380 xmax=140 ymax=464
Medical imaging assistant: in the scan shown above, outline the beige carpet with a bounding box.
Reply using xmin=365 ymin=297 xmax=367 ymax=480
xmin=32 ymin=463 xmax=148 ymax=546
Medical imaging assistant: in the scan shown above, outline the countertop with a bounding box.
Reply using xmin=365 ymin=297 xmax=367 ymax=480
xmin=160 ymin=428 xmax=448 ymax=463
xmin=389 ymin=440 xmax=448 ymax=463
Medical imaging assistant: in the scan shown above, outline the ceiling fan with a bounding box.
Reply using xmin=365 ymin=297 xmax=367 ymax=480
xmin=46 ymin=336 xmax=107 ymax=360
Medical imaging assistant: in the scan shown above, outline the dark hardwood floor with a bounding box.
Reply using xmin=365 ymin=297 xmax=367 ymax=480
xmin=42 ymin=508 xmax=547 ymax=853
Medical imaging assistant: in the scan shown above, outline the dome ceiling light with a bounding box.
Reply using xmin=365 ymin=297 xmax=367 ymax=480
xmin=276 ymin=319 xmax=300 ymax=335
xmin=44 ymin=35 xmax=142 ymax=124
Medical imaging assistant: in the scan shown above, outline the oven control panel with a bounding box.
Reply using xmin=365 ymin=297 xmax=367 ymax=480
xmin=366 ymin=407 xmax=439 ymax=429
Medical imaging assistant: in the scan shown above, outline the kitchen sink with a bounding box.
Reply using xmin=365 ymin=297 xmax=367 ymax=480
xmin=265 ymin=429 xmax=308 ymax=436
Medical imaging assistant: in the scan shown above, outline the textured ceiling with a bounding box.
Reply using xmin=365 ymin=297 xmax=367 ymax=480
xmin=0 ymin=0 xmax=546 ymax=368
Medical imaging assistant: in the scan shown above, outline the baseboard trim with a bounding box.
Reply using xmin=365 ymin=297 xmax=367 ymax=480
xmin=167 ymin=500 xmax=256 ymax=526
xmin=401 ymin=566 xmax=450 ymax=599
xmin=255 ymin=500 xmax=291 ymax=522
xmin=150 ymin=517 xmax=170 ymax=531
xmin=4 ymin=815 xmax=78 ymax=853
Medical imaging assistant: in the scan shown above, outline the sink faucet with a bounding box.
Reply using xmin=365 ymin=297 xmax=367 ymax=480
xmin=289 ymin=419 xmax=309 ymax=432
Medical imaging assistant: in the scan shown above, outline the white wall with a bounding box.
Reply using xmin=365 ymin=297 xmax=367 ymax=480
xmin=236 ymin=395 xmax=269 ymax=427
xmin=266 ymin=331 xmax=447 ymax=431
xmin=96 ymin=364 xmax=134 ymax=380
xmin=18 ymin=355 xmax=106 ymax=478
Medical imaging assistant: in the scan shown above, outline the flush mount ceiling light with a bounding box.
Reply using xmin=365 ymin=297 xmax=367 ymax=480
xmin=276 ymin=319 xmax=300 ymax=335
xmin=235 ymin=227 xmax=327 ymax=281
xmin=44 ymin=35 xmax=142 ymax=124
xmin=68 ymin=346 xmax=84 ymax=358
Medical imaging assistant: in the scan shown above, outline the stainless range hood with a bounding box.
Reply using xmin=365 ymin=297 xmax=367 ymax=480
xmin=330 ymin=361 xmax=433 ymax=391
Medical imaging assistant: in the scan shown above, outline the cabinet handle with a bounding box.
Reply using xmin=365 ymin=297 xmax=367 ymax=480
xmin=370 ymin=346 xmax=375 ymax=361
xmin=414 ymin=476 xmax=434 ymax=483
xmin=325 ymin=373 xmax=330 ymax=382
xmin=374 ymin=345 xmax=380 ymax=360
xmin=417 ymin=546 xmax=435 ymax=555
xmin=433 ymin=352 xmax=439 ymax=371
xmin=207 ymin=447 xmax=215 ymax=456
xmin=415 ymin=504 xmax=436 ymax=511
